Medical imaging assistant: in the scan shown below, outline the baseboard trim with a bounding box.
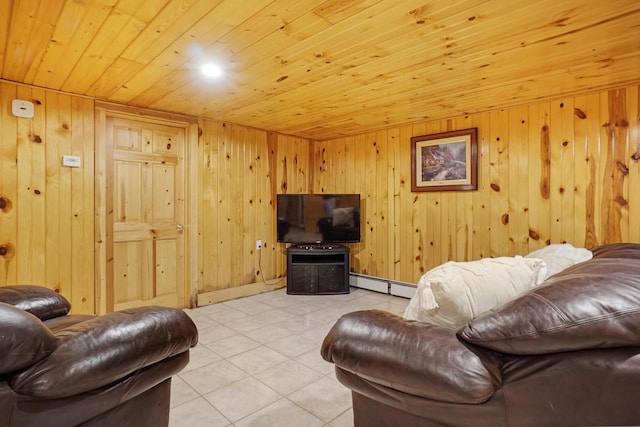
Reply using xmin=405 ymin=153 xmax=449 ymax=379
xmin=196 ymin=273 xmax=415 ymax=307
xmin=349 ymin=273 xmax=415 ymax=299
xmin=197 ymin=277 xmax=286 ymax=306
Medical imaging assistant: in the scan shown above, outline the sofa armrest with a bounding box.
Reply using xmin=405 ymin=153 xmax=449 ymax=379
xmin=591 ymin=242 xmax=640 ymax=260
xmin=321 ymin=310 xmax=499 ymax=404
xmin=0 ymin=303 xmax=58 ymax=375
xmin=459 ymin=258 xmax=640 ymax=355
xmin=10 ymin=306 xmax=198 ymax=399
xmin=0 ymin=285 xmax=70 ymax=320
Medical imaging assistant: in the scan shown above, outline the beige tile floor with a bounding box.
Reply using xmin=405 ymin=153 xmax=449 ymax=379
xmin=170 ymin=287 xmax=409 ymax=427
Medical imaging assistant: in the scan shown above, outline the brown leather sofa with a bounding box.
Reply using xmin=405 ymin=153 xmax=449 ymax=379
xmin=322 ymin=243 xmax=640 ymax=426
xmin=0 ymin=285 xmax=198 ymax=427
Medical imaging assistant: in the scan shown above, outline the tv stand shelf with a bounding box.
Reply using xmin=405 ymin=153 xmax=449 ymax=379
xmin=287 ymin=245 xmax=350 ymax=295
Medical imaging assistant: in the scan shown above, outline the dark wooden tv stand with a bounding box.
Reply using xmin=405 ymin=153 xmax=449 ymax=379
xmin=286 ymin=245 xmax=350 ymax=295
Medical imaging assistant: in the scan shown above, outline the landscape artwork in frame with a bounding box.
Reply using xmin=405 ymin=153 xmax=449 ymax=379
xmin=411 ymin=128 xmax=478 ymax=192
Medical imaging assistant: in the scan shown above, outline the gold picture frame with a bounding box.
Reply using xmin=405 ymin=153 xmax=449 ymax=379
xmin=411 ymin=128 xmax=478 ymax=192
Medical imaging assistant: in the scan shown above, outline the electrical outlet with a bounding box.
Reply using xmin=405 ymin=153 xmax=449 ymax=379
xmin=256 ymin=240 xmax=262 ymax=250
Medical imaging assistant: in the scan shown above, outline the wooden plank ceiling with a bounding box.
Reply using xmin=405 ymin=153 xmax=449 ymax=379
xmin=1 ymin=0 xmax=639 ymax=140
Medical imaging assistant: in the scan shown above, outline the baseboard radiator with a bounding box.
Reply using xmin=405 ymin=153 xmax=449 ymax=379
xmin=349 ymin=273 xmax=416 ymax=299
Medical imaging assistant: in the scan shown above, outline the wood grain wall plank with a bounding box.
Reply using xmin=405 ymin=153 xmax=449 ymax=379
xmin=489 ymin=109 xmax=509 ymax=257
xmin=538 ymin=101 xmax=553 ymax=247
xmin=601 ymin=89 xmax=627 ymax=243
xmin=396 ymin=125 xmax=413 ymax=282
xmin=409 ymin=122 xmax=427 ymax=276
xmin=248 ymin=127 xmax=258 ymax=283
xmin=573 ymin=95 xmax=590 ymax=248
xmin=452 ymin=115 xmax=475 ymax=261
xmin=526 ymin=103 xmax=543 ymax=250
xmin=387 ymin=127 xmax=400 ymax=279
xmin=582 ymin=93 xmax=602 ymax=248
xmin=427 ymin=121 xmax=447 ymax=268
xmin=218 ymin=122 xmax=233 ymax=289
xmin=375 ymin=129 xmax=390 ymax=278
xmin=198 ymin=118 xmax=217 ymax=293
xmin=363 ymin=131 xmax=377 ymax=275
xmin=77 ymin=96 xmax=96 ymax=313
xmin=44 ymin=92 xmax=62 ymax=295
xmin=628 ymin=86 xmax=639 ymax=243
xmin=351 ymin=133 xmax=366 ymax=273
xmin=559 ymin=98 xmax=576 ymax=244
xmin=507 ymin=106 xmax=529 ymax=255
xmin=472 ymin=112 xmax=492 ymax=260
xmin=15 ymin=85 xmax=37 ymax=284
xmin=29 ymin=88 xmax=47 ymax=286
xmin=0 ymin=82 xmax=18 ymax=284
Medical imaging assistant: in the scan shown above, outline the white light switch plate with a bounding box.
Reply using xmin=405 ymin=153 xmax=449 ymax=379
xmin=62 ymin=155 xmax=81 ymax=168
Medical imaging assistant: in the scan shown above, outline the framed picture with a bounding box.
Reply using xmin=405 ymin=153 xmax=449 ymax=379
xmin=411 ymin=128 xmax=478 ymax=192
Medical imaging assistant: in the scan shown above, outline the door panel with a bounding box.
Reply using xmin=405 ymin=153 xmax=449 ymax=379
xmin=113 ymin=240 xmax=152 ymax=304
xmin=155 ymin=239 xmax=177 ymax=296
xmin=107 ymin=116 xmax=185 ymax=311
xmin=114 ymin=126 xmax=142 ymax=151
xmin=114 ymin=162 xmax=143 ymax=222
xmin=152 ymin=164 xmax=176 ymax=221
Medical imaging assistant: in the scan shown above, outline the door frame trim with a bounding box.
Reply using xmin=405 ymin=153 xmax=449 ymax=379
xmin=94 ymin=104 xmax=198 ymax=314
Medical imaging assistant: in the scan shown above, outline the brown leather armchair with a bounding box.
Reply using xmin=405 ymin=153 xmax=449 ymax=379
xmin=0 ymin=285 xmax=198 ymax=427
xmin=322 ymin=243 xmax=640 ymax=426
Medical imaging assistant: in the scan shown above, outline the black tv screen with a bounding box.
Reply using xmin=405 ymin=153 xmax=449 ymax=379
xmin=277 ymin=194 xmax=361 ymax=244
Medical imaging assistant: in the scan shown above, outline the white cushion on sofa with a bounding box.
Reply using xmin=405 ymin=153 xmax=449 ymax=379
xmin=524 ymin=243 xmax=592 ymax=279
xmin=403 ymin=256 xmax=547 ymax=329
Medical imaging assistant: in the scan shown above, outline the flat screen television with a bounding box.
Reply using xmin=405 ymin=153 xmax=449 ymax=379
xmin=277 ymin=193 xmax=361 ymax=244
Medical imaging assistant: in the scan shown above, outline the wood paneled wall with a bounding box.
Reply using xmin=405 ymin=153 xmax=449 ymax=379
xmin=196 ymin=120 xmax=312 ymax=300
xmin=315 ymin=85 xmax=640 ymax=284
xmin=0 ymin=81 xmax=95 ymax=313
xmin=2 ymin=80 xmax=638 ymax=310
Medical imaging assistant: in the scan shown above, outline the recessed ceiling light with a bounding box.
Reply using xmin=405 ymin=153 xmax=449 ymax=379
xmin=201 ymin=63 xmax=222 ymax=78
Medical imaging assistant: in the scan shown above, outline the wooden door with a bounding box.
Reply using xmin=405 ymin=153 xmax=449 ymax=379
xmin=106 ymin=116 xmax=186 ymax=311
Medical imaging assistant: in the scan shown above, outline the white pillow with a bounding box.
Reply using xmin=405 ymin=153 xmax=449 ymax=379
xmin=524 ymin=243 xmax=592 ymax=279
xmin=403 ymin=256 xmax=547 ymax=329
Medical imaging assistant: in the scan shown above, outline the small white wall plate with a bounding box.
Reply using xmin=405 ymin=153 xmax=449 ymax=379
xmin=12 ymin=99 xmax=35 ymax=118
xmin=62 ymin=155 xmax=81 ymax=168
